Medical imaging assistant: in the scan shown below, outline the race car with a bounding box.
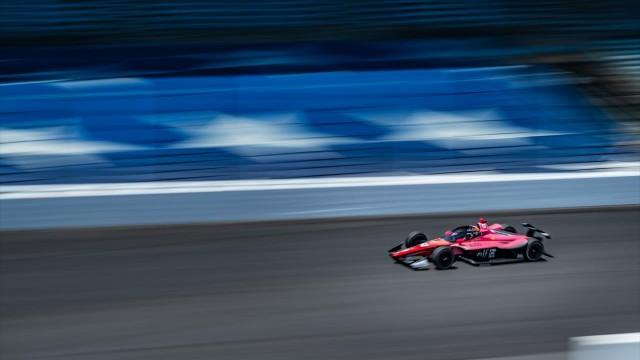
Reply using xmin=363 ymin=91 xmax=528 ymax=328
xmin=388 ymin=219 xmax=551 ymax=270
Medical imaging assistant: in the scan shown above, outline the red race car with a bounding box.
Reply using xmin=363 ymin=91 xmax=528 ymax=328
xmin=388 ymin=218 xmax=551 ymax=270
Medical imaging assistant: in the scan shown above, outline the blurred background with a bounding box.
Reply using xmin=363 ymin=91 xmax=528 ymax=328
xmin=1 ymin=0 xmax=640 ymax=184
xmin=1 ymin=1 xmax=639 ymax=360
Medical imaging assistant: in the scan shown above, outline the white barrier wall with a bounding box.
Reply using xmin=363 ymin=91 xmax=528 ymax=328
xmin=1 ymin=172 xmax=639 ymax=230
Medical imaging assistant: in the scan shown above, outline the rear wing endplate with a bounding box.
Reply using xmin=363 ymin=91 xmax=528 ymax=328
xmin=521 ymin=223 xmax=551 ymax=240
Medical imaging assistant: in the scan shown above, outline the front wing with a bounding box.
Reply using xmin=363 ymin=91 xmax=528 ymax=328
xmin=388 ymin=244 xmax=430 ymax=270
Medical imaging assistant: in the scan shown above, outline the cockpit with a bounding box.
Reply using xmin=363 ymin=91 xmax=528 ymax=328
xmin=443 ymin=225 xmax=481 ymax=241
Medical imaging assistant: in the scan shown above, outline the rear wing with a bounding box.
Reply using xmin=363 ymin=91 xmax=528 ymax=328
xmin=521 ymin=223 xmax=551 ymax=240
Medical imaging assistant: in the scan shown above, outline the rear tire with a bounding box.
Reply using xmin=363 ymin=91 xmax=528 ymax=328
xmin=405 ymin=231 xmax=428 ymax=248
xmin=502 ymin=224 xmax=517 ymax=233
xmin=431 ymin=246 xmax=455 ymax=269
xmin=524 ymin=239 xmax=544 ymax=261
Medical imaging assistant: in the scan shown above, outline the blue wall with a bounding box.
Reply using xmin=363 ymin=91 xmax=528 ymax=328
xmin=0 ymin=67 xmax=628 ymax=184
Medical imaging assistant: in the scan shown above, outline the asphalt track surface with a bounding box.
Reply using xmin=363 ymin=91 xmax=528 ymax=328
xmin=1 ymin=207 xmax=639 ymax=360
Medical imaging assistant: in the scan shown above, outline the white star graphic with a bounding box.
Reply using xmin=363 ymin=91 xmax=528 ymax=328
xmin=173 ymin=112 xmax=355 ymax=160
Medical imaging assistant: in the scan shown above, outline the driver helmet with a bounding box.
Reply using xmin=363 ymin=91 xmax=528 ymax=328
xmin=478 ymin=217 xmax=487 ymax=224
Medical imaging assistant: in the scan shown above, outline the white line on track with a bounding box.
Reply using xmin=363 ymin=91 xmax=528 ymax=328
xmin=571 ymin=332 xmax=640 ymax=346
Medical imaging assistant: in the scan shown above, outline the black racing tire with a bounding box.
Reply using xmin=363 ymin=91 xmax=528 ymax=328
xmin=405 ymin=231 xmax=428 ymax=248
xmin=431 ymin=246 xmax=455 ymax=269
xmin=524 ymin=239 xmax=544 ymax=261
xmin=502 ymin=224 xmax=518 ymax=233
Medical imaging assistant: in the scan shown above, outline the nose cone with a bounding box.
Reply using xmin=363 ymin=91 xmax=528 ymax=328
xmin=390 ymin=241 xmax=432 ymax=258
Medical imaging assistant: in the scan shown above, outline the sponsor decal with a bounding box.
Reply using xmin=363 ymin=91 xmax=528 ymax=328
xmin=476 ymin=248 xmax=497 ymax=259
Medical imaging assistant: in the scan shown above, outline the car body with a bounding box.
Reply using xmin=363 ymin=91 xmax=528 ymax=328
xmin=388 ymin=222 xmax=551 ymax=270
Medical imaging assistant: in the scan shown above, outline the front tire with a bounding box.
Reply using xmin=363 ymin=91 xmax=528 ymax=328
xmin=431 ymin=246 xmax=455 ymax=269
xmin=405 ymin=231 xmax=428 ymax=248
xmin=524 ymin=239 xmax=544 ymax=261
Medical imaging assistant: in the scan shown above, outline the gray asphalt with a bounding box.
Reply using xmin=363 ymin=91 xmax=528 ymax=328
xmin=1 ymin=207 xmax=639 ymax=360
